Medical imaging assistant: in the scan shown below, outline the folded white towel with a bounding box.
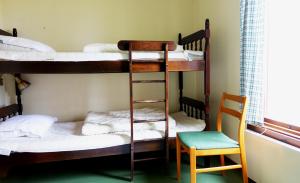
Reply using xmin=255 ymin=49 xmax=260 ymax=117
xmin=82 ymin=108 xmax=176 ymax=136
xmin=183 ymin=50 xmax=204 ymax=61
xmin=109 ymin=108 xmax=165 ymax=121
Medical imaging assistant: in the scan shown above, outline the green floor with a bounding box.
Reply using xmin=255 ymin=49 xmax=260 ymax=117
xmin=1 ymin=156 xmax=244 ymax=183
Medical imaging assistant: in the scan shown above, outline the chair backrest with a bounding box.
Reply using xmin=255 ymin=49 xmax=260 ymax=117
xmin=216 ymin=92 xmax=248 ymax=144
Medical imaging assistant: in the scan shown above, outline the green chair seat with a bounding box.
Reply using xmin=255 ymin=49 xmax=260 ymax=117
xmin=178 ymin=131 xmax=239 ymax=150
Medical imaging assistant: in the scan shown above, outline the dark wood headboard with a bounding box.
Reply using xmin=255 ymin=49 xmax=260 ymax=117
xmin=177 ymin=19 xmax=210 ymax=122
xmin=0 ymin=104 xmax=19 ymax=121
xmin=178 ymin=19 xmax=210 ymax=52
xmin=180 ymin=97 xmax=205 ymax=120
xmin=0 ymin=28 xmax=17 ymax=37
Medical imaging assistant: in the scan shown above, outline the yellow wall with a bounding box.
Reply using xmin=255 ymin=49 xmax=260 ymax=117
xmin=0 ymin=1 xmax=3 ymax=27
xmin=0 ymin=0 xmax=199 ymax=121
xmin=2 ymin=0 xmax=194 ymax=51
xmin=193 ymin=0 xmax=300 ymax=182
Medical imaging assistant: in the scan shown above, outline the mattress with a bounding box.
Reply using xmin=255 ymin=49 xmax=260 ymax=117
xmin=0 ymin=112 xmax=205 ymax=156
xmin=0 ymin=50 xmax=203 ymax=62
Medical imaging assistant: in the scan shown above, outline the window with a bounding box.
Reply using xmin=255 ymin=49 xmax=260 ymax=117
xmin=245 ymin=0 xmax=300 ymax=148
xmin=264 ymin=0 xmax=300 ymax=128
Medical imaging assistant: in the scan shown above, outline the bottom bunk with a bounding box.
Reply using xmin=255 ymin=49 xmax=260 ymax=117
xmin=0 ymin=97 xmax=206 ymax=178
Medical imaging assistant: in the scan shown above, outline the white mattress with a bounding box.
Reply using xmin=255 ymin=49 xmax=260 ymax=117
xmin=0 ymin=50 xmax=203 ymax=62
xmin=0 ymin=112 xmax=205 ymax=156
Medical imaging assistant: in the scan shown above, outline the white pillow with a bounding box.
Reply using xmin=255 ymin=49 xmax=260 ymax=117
xmin=0 ymin=43 xmax=34 ymax=52
xmin=0 ymin=115 xmax=58 ymax=138
xmin=0 ymin=35 xmax=56 ymax=53
xmin=83 ymin=43 xmax=120 ymax=53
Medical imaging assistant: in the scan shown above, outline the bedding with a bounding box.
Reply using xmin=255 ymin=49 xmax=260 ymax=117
xmin=0 ymin=112 xmax=205 ymax=156
xmin=0 ymin=115 xmax=57 ymax=138
xmin=0 ymin=50 xmax=204 ymax=61
xmin=82 ymin=108 xmax=176 ymax=136
xmin=0 ymin=44 xmax=34 ymax=52
xmin=174 ymin=45 xmax=184 ymax=52
xmin=84 ymin=43 xmax=184 ymax=53
xmin=0 ymin=35 xmax=56 ymax=53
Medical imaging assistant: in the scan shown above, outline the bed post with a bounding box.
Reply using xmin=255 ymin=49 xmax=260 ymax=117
xmin=11 ymin=28 xmax=23 ymax=115
xmin=178 ymin=33 xmax=183 ymax=111
xmin=14 ymin=74 xmax=23 ymax=115
xmin=204 ymin=19 xmax=210 ymax=130
xmin=179 ymin=72 xmax=183 ymax=111
xmin=12 ymin=28 xmax=17 ymax=37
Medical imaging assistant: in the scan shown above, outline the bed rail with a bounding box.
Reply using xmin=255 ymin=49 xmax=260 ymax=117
xmin=0 ymin=104 xmax=19 ymax=121
xmin=118 ymin=40 xmax=175 ymax=51
xmin=0 ymin=28 xmax=17 ymax=37
xmin=180 ymin=97 xmax=205 ymax=120
xmin=178 ymin=19 xmax=210 ymax=51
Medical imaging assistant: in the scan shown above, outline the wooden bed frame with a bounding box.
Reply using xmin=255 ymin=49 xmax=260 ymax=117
xmin=0 ymin=19 xmax=210 ymax=178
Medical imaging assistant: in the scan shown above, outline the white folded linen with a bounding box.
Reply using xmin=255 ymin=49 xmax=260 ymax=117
xmin=183 ymin=50 xmax=204 ymax=61
xmin=82 ymin=108 xmax=176 ymax=136
xmin=170 ymin=111 xmax=206 ymax=132
xmin=108 ymin=108 xmax=165 ymax=121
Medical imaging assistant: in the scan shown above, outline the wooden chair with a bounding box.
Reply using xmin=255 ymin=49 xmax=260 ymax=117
xmin=176 ymin=92 xmax=248 ymax=183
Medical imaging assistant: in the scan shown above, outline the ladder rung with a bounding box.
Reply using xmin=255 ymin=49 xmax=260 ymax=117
xmin=134 ymin=157 xmax=164 ymax=162
xmin=134 ymin=99 xmax=165 ymax=104
xmin=132 ymin=80 xmax=165 ymax=84
xmin=132 ymin=59 xmax=164 ymax=63
xmin=134 ymin=138 xmax=167 ymax=143
xmin=134 ymin=119 xmax=166 ymax=123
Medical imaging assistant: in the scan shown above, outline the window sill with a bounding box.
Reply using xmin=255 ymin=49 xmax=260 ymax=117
xmin=247 ymin=124 xmax=300 ymax=149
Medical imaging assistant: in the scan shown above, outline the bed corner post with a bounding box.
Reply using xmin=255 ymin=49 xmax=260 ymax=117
xmin=12 ymin=28 xmax=22 ymax=114
xmin=12 ymin=28 xmax=17 ymax=37
xmin=178 ymin=33 xmax=182 ymax=45
xmin=204 ymin=19 xmax=210 ymax=130
xmin=178 ymin=33 xmax=183 ymax=111
xmin=14 ymin=74 xmax=23 ymax=115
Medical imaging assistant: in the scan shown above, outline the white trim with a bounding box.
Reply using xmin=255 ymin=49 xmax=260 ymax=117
xmin=246 ymin=129 xmax=300 ymax=152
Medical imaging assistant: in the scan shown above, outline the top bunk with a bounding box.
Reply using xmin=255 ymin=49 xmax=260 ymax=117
xmin=0 ymin=19 xmax=210 ymax=74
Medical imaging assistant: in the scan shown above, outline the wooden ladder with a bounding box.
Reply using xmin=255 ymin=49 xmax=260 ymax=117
xmin=118 ymin=40 xmax=175 ymax=181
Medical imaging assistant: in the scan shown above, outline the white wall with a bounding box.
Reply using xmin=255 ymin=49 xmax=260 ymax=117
xmin=193 ymin=0 xmax=300 ymax=183
xmin=0 ymin=0 xmax=199 ymax=121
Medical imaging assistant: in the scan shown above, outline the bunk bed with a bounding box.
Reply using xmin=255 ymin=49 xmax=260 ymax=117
xmin=0 ymin=19 xmax=210 ymax=178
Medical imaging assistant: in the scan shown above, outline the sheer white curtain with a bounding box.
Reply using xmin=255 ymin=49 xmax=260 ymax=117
xmin=264 ymin=0 xmax=300 ymax=127
xmin=240 ymin=0 xmax=266 ymax=125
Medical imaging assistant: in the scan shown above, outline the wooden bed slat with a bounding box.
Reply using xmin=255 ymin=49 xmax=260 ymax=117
xmin=0 ymin=60 xmax=205 ymax=74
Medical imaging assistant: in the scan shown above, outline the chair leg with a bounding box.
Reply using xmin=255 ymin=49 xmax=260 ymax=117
xmin=190 ymin=147 xmax=197 ymax=183
xmin=176 ymin=135 xmax=181 ymax=181
xmin=240 ymin=149 xmax=248 ymax=183
xmin=220 ymin=155 xmax=225 ymax=176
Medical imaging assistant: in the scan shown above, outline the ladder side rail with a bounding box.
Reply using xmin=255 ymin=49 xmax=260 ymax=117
xmin=129 ymin=43 xmax=134 ymax=181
